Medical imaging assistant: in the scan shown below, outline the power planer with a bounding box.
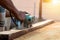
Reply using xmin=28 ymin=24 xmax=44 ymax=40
xmin=14 ymin=13 xmax=34 ymax=29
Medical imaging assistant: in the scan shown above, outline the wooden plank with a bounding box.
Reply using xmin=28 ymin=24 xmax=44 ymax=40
xmin=0 ymin=20 xmax=54 ymax=40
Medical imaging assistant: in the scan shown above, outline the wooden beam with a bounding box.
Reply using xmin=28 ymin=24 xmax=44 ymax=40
xmin=39 ymin=0 xmax=42 ymax=20
xmin=0 ymin=20 xmax=54 ymax=40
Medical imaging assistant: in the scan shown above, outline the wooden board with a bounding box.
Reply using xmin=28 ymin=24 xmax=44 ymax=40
xmin=0 ymin=20 xmax=54 ymax=40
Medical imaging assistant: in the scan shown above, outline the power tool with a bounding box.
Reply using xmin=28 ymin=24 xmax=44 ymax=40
xmin=10 ymin=11 xmax=34 ymax=29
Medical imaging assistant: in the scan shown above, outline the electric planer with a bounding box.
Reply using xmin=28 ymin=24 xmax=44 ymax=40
xmin=14 ymin=12 xmax=34 ymax=29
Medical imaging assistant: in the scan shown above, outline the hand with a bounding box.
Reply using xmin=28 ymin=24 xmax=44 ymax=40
xmin=18 ymin=11 xmax=26 ymax=22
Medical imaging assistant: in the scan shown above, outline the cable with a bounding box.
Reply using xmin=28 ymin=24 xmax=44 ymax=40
xmin=9 ymin=11 xmax=18 ymax=26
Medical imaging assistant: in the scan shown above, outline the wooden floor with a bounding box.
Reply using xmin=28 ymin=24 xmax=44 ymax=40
xmin=14 ymin=22 xmax=60 ymax=40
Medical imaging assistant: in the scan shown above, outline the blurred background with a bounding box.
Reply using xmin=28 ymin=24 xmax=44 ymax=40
xmin=12 ymin=0 xmax=60 ymax=21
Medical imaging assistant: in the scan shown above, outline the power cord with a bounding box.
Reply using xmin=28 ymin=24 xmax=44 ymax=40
xmin=9 ymin=11 xmax=18 ymax=26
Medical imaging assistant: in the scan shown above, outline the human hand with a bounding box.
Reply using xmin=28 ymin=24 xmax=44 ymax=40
xmin=18 ymin=11 xmax=26 ymax=22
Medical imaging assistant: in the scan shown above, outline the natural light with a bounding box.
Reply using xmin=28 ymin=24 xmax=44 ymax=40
xmin=43 ymin=0 xmax=60 ymax=5
xmin=52 ymin=0 xmax=59 ymax=5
